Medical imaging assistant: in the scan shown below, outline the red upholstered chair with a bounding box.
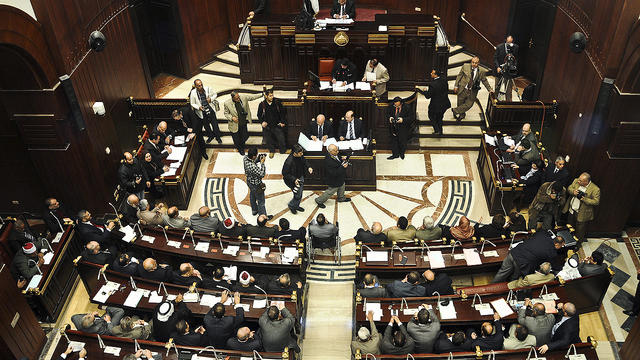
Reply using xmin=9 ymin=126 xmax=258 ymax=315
xmin=318 ymin=58 xmax=335 ymax=81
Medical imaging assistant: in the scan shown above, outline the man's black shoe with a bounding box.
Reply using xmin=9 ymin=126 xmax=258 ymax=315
xmin=206 ymin=137 xmax=214 ymax=143
xmin=316 ymin=202 xmax=326 ymax=209
xmin=216 ymin=137 xmax=222 ymax=144
xmin=338 ymin=198 xmax=351 ymax=203
xmin=267 ymin=215 xmax=274 ymax=220
xmin=387 ymin=155 xmax=399 ymax=160
xmin=400 ymin=153 xmax=405 ymax=159
xmin=289 ymin=207 xmax=297 ymax=215
xmin=623 ymin=310 xmax=637 ymax=316
xmin=203 ymin=153 xmax=209 ymax=160
xmin=296 ymin=207 xmax=305 ymax=212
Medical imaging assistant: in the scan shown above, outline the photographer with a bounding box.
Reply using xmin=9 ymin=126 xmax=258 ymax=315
xmin=258 ymin=89 xmax=287 ymax=157
xmin=282 ymin=144 xmax=313 ymax=214
xmin=118 ymin=152 xmax=146 ymax=200
xmin=189 ymin=79 xmax=221 ymax=144
xmin=243 ymin=147 xmax=272 ymax=218
xmin=528 ymin=180 xmax=566 ymax=230
xmin=562 ymin=172 xmax=600 ymax=247
xmin=493 ymin=36 xmax=519 ymax=101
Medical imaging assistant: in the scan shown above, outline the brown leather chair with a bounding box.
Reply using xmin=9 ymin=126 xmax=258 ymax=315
xmin=318 ymin=58 xmax=335 ymax=81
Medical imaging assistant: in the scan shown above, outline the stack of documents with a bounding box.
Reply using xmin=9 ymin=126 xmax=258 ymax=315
xmin=223 ymin=266 xmax=238 ymax=281
xmin=364 ymin=251 xmax=388 ymax=263
xmin=149 ymin=291 xmax=164 ymax=303
xmin=317 ymin=18 xmax=354 ymax=25
xmin=52 ymin=232 xmax=64 ymax=243
xmin=161 ymin=168 xmax=177 ymax=177
xmin=319 ymin=81 xmax=332 ymax=90
xmin=124 ymin=289 xmax=145 ymax=307
xmin=195 ymin=242 xmax=209 ymax=252
xmin=490 ymin=298 xmax=514 ymax=317
xmin=167 ymin=146 xmax=187 ymax=161
xmin=43 ymin=251 xmax=55 ymax=265
xmin=298 ymin=133 xmax=323 ymax=152
xmin=427 ymin=251 xmax=445 ymax=268
xmin=332 ymin=82 xmax=354 ymax=92
xmin=199 ymin=294 xmax=220 ymax=307
xmin=174 ymin=135 xmax=186 ymax=145
xmin=183 ymin=292 xmax=199 ymax=303
xmin=364 ymin=301 xmax=383 ymax=321
xmin=141 ymin=235 xmax=155 ymax=243
xmin=167 ymin=240 xmax=181 ymax=248
xmin=104 ymin=346 xmax=121 ymax=356
xmin=355 ymin=82 xmax=371 ymax=91
xmin=337 ymin=139 xmax=364 ymax=150
xmin=439 ymin=301 xmax=457 ymax=319
xmin=463 ymin=248 xmax=482 ymax=266
xmin=253 ymin=299 xmax=267 ymax=309
xmin=120 ymin=225 xmax=136 ymax=242
xmin=281 ymin=247 xmax=298 ymax=263
xmin=223 ymin=245 xmax=240 ymax=256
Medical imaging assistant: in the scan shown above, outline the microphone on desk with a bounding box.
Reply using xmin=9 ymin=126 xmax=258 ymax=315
xmin=216 ymin=285 xmax=232 ymax=293
xmin=130 ymin=276 xmax=137 ymax=291
xmin=364 ymin=354 xmax=377 ymax=360
xmin=183 ymin=227 xmax=196 ymax=247
xmin=254 ymin=285 xmax=269 ymax=306
xmin=132 ymin=221 xmax=143 ymax=239
xmin=391 ymin=245 xmax=406 ymax=265
xmin=471 ymin=293 xmax=483 ymax=308
xmin=361 ymin=244 xmax=374 ymax=252
xmin=198 ymin=346 xmax=220 ymax=360
xmin=218 ymin=235 xmax=225 ymax=251
xmin=165 ymin=341 xmax=179 ymax=357
xmin=419 ymin=240 xmax=430 ymax=257
xmin=158 ymin=282 xmax=169 ymax=297
xmin=41 ymin=237 xmax=53 ymax=253
xmin=50 ymin=211 xmax=64 ymax=233
xmin=450 ymin=241 xmax=462 ymax=258
xmin=28 ymin=259 xmax=42 ymax=275
xmin=96 ymin=334 xmax=105 ymax=349
xmin=510 ymin=231 xmax=528 ymax=249
xmin=157 ymin=225 xmax=168 ymax=243
xmin=134 ymin=338 xmax=141 ymax=352
xmin=253 ymin=349 xmax=264 ymax=360
xmin=432 ymin=291 xmax=449 ymax=307
xmin=479 ymin=239 xmax=496 ymax=254
xmin=406 ymin=354 xmax=416 ymax=360
xmin=108 ymin=202 xmax=121 ymax=224
xmin=400 ymin=297 xmax=408 ymax=311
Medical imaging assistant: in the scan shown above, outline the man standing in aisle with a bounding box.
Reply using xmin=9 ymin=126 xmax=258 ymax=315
xmin=418 ymin=69 xmax=451 ymax=136
xmin=562 ymin=172 xmax=600 ymax=246
xmin=452 ymin=56 xmax=492 ymax=120
xmin=386 ymin=97 xmax=410 ymax=160
xmin=494 ymin=35 xmax=519 ymax=101
xmin=189 ymin=79 xmax=221 ymax=144
xmin=282 ymin=144 xmax=313 ymax=214
xmin=362 ymin=58 xmax=390 ymax=97
xmin=315 ymin=144 xmax=350 ymax=208
xmin=225 ymin=90 xmax=263 ymax=155
xmin=258 ymin=89 xmax=287 ymax=157
xmin=244 ymin=147 xmax=272 ymax=218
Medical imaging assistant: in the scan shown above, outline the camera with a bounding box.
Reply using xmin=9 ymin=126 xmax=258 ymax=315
xmin=257 ymin=154 xmax=266 ymax=162
xmin=576 ymin=190 xmax=586 ymax=199
xmin=500 ymin=53 xmax=518 ymax=77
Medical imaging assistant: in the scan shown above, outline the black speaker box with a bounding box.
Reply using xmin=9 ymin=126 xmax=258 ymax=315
xmin=59 ymin=75 xmax=86 ymax=131
xmin=569 ymin=32 xmax=587 ymax=53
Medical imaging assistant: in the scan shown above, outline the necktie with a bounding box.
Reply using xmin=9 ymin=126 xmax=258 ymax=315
xmin=468 ymin=68 xmax=476 ymax=90
xmin=318 ymin=125 xmax=323 ymax=138
xmin=347 ymin=122 xmax=353 ymax=139
xmin=341 ymin=5 xmax=345 ymax=16
xmin=395 ymin=107 xmax=399 ymax=117
xmin=554 ymin=168 xmax=558 ymax=174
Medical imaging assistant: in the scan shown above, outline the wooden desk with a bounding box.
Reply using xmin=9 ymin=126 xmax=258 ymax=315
xmin=354 ymin=344 xmax=598 ymax=359
xmin=303 ymin=148 xmax=377 ymax=191
xmin=486 ymin=92 xmax=556 ymax=132
xmin=53 ymin=329 xmax=294 ymax=360
xmin=241 ymin=14 xmax=449 ymax=91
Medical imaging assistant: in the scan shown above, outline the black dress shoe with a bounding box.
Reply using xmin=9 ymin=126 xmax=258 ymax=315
xmin=202 ymin=153 xmax=209 ymax=160
xmin=387 ymin=155 xmax=399 ymax=160
xmin=289 ymin=207 xmax=297 ymax=214
xmin=296 ymin=206 xmax=305 ymax=212
xmin=623 ymin=310 xmax=638 ymax=316
xmin=267 ymin=215 xmax=274 ymax=220
xmin=460 ymin=113 xmax=466 ymax=120
xmin=316 ymin=202 xmax=326 ymax=209
xmin=216 ymin=137 xmax=222 ymax=144
xmin=400 ymin=153 xmax=405 ymax=159
xmin=206 ymin=137 xmax=214 ymax=143
xmin=338 ymin=198 xmax=351 ymax=202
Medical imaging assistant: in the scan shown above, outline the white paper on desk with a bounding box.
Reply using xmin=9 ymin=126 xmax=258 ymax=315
xmin=348 ymin=139 xmax=364 ymax=150
xmin=93 ymin=285 xmax=113 ymax=303
xmin=484 ymin=134 xmax=497 ymax=146
xmin=356 ymin=81 xmax=372 ymax=91
xmin=141 ymin=235 xmax=155 ymax=243
xmin=333 ymin=82 xmax=354 ymax=92
xmin=483 ymin=250 xmax=499 ymax=257
xmin=463 ymin=248 xmax=482 ymax=266
xmin=255 ymin=246 xmax=270 ymax=258
xmin=148 ymin=291 xmax=164 ymax=303
xmin=568 ymin=355 xmax=587 ymax=360
xmin=174 ymin=135 xmax=186 ymax=145
xmin=120 ymin=225 xmax=136 ymax=242
xmin=43 ymin=251 xmax=55 ymax=265
xmin=439 ymin=301 xmax=457 ymax=320
xmin=223 ymin=245 xmax=240 ymax=256
xmin=453 ymin=253 xmax=465 ymax=261
xmin=167 ymin=294 xmax=177 ymax=301
xmin=503 ymin=137 xmax=515 ymax=147
xmin=169 ymin=161 xmax=181 ymax=169
xmin=69 ymin=341 xmax=86 ymax=352
xmin=183 ymin=292 xmax=199 ymax=303
xmin=123 ymin=289 xmax=145 ymax=308
xmin=161 ymin=168 xmax=177 ymax=177
xmin=223 ymin=266 xmax=238 ymax=281
xmin=475 ymin=303 xmax=494 ymax=316
xmin=490 ymin=298 xmax=514 ymax=318
xmin=541 ymin=293 xmax=560 ymax=301
xmin=427 ymin=251 xmax=445 ymax=268
xmin=236 ymin=303 xmax=250 ymax=311
xmin=284 ymin=247 xmax=298 ymax=259
xmin=167 ymin=146 xmax=187 ymax=161
xmin=366 ymin=251 xmax=388 ymax=262
xmin=319 ymin=81 xmax=332 ymax=90
xmin=337 ymin=140 xmax=351 ymax=150
xmin=323 ymin=137 xmax=338 ymax=148
xmin=378 ymin=25 xmax=388 ymax=32
xmin=195 ymin=242 xmax=210 ymax=252
xmin=105 ymin=281 xmax=121 ymax=291
xmin=270 ymin=300 xmax=285 ymax=309
xmin=167 ymin=240 xmax=181 ymax=248
xmin=27 ymin=274 xmax=42 ymax=290
xmin=199 ymin=294 xmax=218 ymax=307
xmin=104 ymin=346 xmax=121 ymax=356
xmin=52 ymin=232 xmax=63 ymax=243
xmin=402 ymin=308 xmax=420 ymax=316
xmin=364 ymin=301 xmax=383 ymax=321
xmin=298 ymin=132 xmax=323 ymax=152
xmin=253 ymin=299 xmax=267 ymax=309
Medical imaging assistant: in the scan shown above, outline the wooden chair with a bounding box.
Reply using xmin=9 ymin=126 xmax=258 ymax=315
xmin=318 ymin=58 xmax=335 ymax=81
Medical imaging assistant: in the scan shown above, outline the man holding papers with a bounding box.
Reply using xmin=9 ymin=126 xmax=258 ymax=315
xmin=338 ymin=110 xmax=364 ymax=140
xmin=332 ymin=58 xmax=356 ymax=85
xmin=362 ymin=58 xmax=390 ymax=96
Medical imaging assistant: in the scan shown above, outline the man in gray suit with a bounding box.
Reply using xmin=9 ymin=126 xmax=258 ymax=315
xmin=517 ymin=298 xmax=556 ymax=346
xmin=578 ymin=250 xmax=607 ymax=277
xmin=259 ymin=305 xmax=299 ymax=353
xmin=452 ymin=56 xmax=492 ymax=120
xmin=351 ymin=311 xmax=381 ymax=355
xmin=189 ymin=206 xmax=219 ymax=233
xmin=407 ymin=307 xmax=440 ymax=353
xmin=309 ymin=213 xmax=338 ymax=254
xmin=224 ymin=90 xmax=263 ymax=155
xmin=358 ymin=273 xmax=386 ymax=298
xmin=72 ymin=307 xmax=125 ymax=335
xmin=386 ymin=271 xmax=426 ymax=297
xmin=162 ymin=206 xmax=190 ymax=229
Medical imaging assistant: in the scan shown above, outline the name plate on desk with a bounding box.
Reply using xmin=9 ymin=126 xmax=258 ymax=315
xmin=365 ymin=251 xmax=388 ymax=263
xmin=392 ymin=252 xmax=416 ymax=266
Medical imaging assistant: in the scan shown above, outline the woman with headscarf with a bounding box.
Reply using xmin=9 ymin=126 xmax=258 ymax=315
xmin=449 ymin=216 xmax=475 ymax=241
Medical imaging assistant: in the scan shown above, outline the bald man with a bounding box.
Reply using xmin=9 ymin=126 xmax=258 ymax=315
xmin=315 ymin=144 xmax=350 ymax=208
xmin=452 ymin=56 xmax=492 ymax=120
xmin=562 ymin=172 xmax=600 ymax=246
xmin=121 ymin=194 xmax=141 ymax=226
xmin=172 ymin=262 xmax=202 ymax=287
xmin=226 ymin=326 xmax=262 ymax=351
xmin=118 ymin=152 xmax=146 ymax=200
xmin=517 ymin=298 xmax=556 ymax=346
xmin=338 ymin=110 xmax=363 ymax=140
xmin=82 ymin=240 xmax=115 ymax=265
xmin=420 ymin=270 xmax=454 ymax=295
xmin=190 ymin=79 xmax=221 ymax=143
xmin=354 ymin=222 xmax=388 ymax=245
xmin=137 ymin=258 xmax=173 ymax=282
xmin=152 ymin=121 xmax=173 ymax=145
xmin=307 ymin=114 xmax=332 ymax=142
xmin=189 ymin=206 xmax=219 ymax=233
xmin=538 ymin=302 xmax=580 ymax=354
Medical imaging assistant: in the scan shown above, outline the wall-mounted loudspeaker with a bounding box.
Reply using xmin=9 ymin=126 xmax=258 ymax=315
xmin=59 ymin=75 xmax=86 ymax=131
xmin=569 ymin=32 xmax=586 ymax=53
xmin=89 ymin=31 xmax=106 ymax=52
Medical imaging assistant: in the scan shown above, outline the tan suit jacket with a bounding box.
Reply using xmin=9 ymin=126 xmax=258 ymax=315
xmin=454 ymin=63 xmax=492 ymax=92
xmin=361 ymin=62 xmax=390 ymax=95
xmin=507 ymin=271 xmax=555 ymax=289
xmin=223 ymin=93 xmax=263 ymax=133
xmin=384 ymin=225 xmax=417 ymax=243
xmin=562 ymin=179 xmax=600 ymax=222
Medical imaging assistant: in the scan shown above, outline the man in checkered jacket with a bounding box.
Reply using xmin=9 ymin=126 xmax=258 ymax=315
xmin=243 ymin=147 xmax=273 ymax=219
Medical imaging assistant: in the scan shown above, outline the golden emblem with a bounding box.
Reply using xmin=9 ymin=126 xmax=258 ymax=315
xmin=334 ymin=31 xmax=349 ymax=46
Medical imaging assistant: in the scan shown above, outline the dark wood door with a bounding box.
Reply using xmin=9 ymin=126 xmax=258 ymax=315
xmin=509 ymin=0 xmax=557 ymax=98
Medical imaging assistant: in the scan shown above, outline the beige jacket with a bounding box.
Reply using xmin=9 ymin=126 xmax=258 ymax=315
xmin=507 ymin=271 xmax=555 ymax=289
xmin=223 ymin=93 xmax=263 ymax=133
xmin=454 ymin=63 xmax=492 ymax=92
xmin=361 ymin=62 xmax=390 ymax=95
xmin=562 ymin=179 xmax=600 ymax=222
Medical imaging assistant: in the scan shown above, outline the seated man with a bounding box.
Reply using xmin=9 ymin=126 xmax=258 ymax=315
xmin=111 ymin=315 xmax=152 ymax=340
xmin=508 ymin=262 xmax=555 ymax=289
xmin=259 ymin=305 xmax=299 ymax=352
xmin=338 ymin=110 xmax=364 ymax=141
xmin=152 ymin=296 xmax=192 ymax=342
xmin=506 ymin=211 xmax=527 ymax=233
xmin=10 ymin=242 xmax=44 ymax=282
xmin=76 ymin=209 xmax=116 ymax=245
xmin=227 ymin=326 xmax=263 ymax=352
xmin=266 ymin=273 xmax=303 ymax=295
xmin=306 ymin=114 xmax=332 ymax=142
xmin=152 ymin=120 xmax=173 ymax=145
xmin=407 ymin=307 xmax=441 ymax=353
xmin=162 ymin=206 xmax=189 ymax=229
xmin=174 ymin=320 xmax=208 ymax=347
xmin=474 ymin=214 xmax=508 ymax=239
xmin=493 ymin=232 xmax=564 ymax=283
xmin=246 ymin=214 xmax=278 ymax=238
xmin=275 ymin=218 xmax=306 ymax=242
xmin=137 ymin=199 xmax=165 ymax=226
xmin=204 ymin=291 xmax=244 ymax=347
xmin=112 ymin=253 xmax=138 ymax=275
xmin=384 ymin=216 xmax=416 ymax=243
xmin=331 ymin=0 xmax=356 ymax=19
xmin=137 ymin=258 xmax=173 ymax=282
xmin=172 ymin=262 xmax=203 ymax=287
xmin=380 ymin=316 xmax=415 ymax=354
xmin=121 ymin=194 xmax=141 ymax=227
xmin=354 ymin=222 xmax=388 ymax=245
xmin=234 ymin=270 xmax=264 ymax=294
xmin=309 ymin=213 xmax=338 ymax=252
xmin=8 ymin=219 xmax=41 ymax=254
xmin=201 ymin=266 xmax=233 ymax=290
xmin=43 ymin=197 xmax=73 ymax=234
xmin=352 ymin=310 xmax=380 ymax=355
xmin=332 ymin=58 xmax=356 ymax=85
xmin=421 ymin=270 xmax=454 ymax=295
xmin=578 ymin=250 xmax=607 ymax=277
xmin=386 ymin=271 xmax=425 ymax=297
xmin=538 ymin=302 xmax=580 ymax=354
xmin=71 ymin=307 xmax=125 ymax=335
xmin=218 ymin=217 xmax=246 ymax=238
xmin=511 ymin=139 xmax=539 ymax=174
xmin=415 ymin=216 xmax=442 ymax=242
xmin=358 ymin=273 xmax=386 ymax=298
xmin=189 ymin=206 xmax=219 ymax=233
xmin=470 ymin=313 xmax=504 ymax=351
xmin=434 ymin=330 xmax=473 ymax=353
xmin=517 ymin=299 xmax=556 ymax=346
xmin=503 ymin=324 xmax=536 ymax=350
xmin=82 ymin=241 xmax=115 ymax=265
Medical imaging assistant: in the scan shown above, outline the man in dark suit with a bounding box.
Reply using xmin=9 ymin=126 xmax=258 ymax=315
xmin=358 ymin=273 xmax=387 ymax=298
xmin=71 ymin=307 xmax=124 ymax=335
xmin=386 ymin=96 xmax=411 ymax=159
xmin=143 ymin=133 xmax=171 ymax=167
xmin=434 ymin=331 xmax=473 ymax=353
xmin=494 ymin=35 xmax=520 ymax=101
xmin=152 ymin=297 xmax=192 ymax=342
xmin=118 ymin=152 xmax=146 ymax=200
xmin=282 ymin=144 xmax=313 ymax=214
xmin=8 ymin=219 xmax=40 ymax=254
xmin=519 ymin=159 xmax=544 ymax=208
xmin=354 ymin=222 xmax=388 ymax=245
xmin=137 ymin=258 xmax=174 ymax=282
xmin=44 ymin=197 xmax=73 ymax=234
xmin=420 ymin=270 xmax=454 ymax=296
xmin=307 ymin=114 xmax=333 ymax=141
xmin=470 ymin=313 xmax=504 ymax=351
xmin=151 ymin=121 xmax=173 ymax=146
xmin=276 ymin=218 xmax=307 ymax=241
xmin=266 ymin=273 xmax=303 ymax=295
xmin=493 ymin=232 xmax=565 ymax=283
xmin=203 ymin=291 xmax=245 ymax=347
xmin=174 ymin=320 xmax=208 ymax=347
xmin=218 ymin=217 xmax=246 ymax=238
xmin=201 ymin=267 xmax=233 ymax=290
xmin=474 ymin=214 xmax=508 ymax=239
xmin=332 ymin=58 xmax=356 ymax=85
xmin=538 ymin=302 xmax=580 ymax=354
xmin=111 ymin=253 xmax=138 ymax=275
xmin=250 ymin=0 xmax=269 ymax=17
xmin=171 ymin=106 xmax=207 ymax=160
xmin=245 ymin=214 xmax=278 ymax=238
xmin=544 ymin=156 xmax=569 ymax=186
xmin=577 ymin=251 xmax=607 ymax=277
xmin=315 ymin=144 xmax=349 ymax=208
xmin=75 ymin=209 xmax=116 ymax=245
xmin=338 ymin=110 xmax=364 ymax=140
xmin=331 ymin=0 xmax=356 ymax=19
xmin=418 ymin=69 xmax=451 ymax=136
xmin=121 ymin=194 xmax=140 ymax=227
xmin=83 ymin=241 xmax=115 ymax=265
xmin=386 ymin=271 xmax=426 ymax=297
xmin=227 ymin=327 xmax=263 ymax=351
xmin=172 ymin=262 xmax=203 ymax=287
